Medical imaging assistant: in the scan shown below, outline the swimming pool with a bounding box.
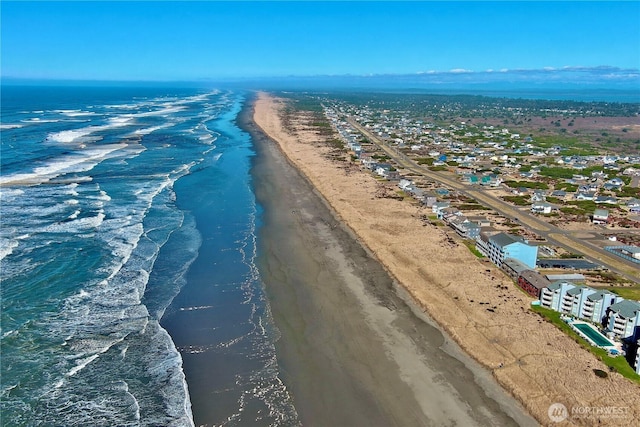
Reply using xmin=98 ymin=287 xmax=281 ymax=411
xmin=572 ymin=322 xmax=614 ymax=347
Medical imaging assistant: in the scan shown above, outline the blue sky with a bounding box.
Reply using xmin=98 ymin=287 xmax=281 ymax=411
xmin=1 ymin=1 xmax=639 ymax=83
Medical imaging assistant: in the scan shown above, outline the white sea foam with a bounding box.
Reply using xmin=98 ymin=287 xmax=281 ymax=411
xmin=66 ymin=354 xmax=100 ymax=377
xmin=0 ymin=188 xmax=25 ymax=201
xmin=67 ymin=210 xmax=81 ymax=220
xmin=130 ymin=122 xmax=174 ymax=136
xmin=0 ymin=124 xmax=24 ymax=129
xmin=47 ymin=115 xmax=134 ymax=144
xmin=56 ymin=110 xmax=96 ymax=117
xmin=20 ymin=118 xmax=61 ymax=124
xmin=0 ymin=238 xmax=20 ymax=261
xmin=48 ymin=128 xmax=94 ymax=143
xmin=0 ymin=143 xmax=127 ymax=186
xmin=179 ymin=305 xmax=214 ymax=311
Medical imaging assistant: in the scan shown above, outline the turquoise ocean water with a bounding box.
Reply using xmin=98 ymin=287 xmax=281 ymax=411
xmin=1 ymin=86 xmax=297 ymax=426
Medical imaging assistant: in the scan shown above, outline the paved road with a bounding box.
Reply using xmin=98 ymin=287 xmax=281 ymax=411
xmin=347 ymin=117 xmax=640 ymax=284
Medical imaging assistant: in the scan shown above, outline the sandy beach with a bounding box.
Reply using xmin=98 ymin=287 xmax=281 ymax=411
xmin=251 ymin=92 xmax=640 ymax=426
xmin=245 ymin=95 xmax=537 ymax=427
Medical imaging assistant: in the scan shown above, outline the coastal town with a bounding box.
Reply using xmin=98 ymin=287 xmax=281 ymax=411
xmin=255 ymin=91 xmax=640 ymax=425
xmin=320 ymin=93 xmax=640 ymax=381
xmin=288 ymin=92 xmax=640 ymax=380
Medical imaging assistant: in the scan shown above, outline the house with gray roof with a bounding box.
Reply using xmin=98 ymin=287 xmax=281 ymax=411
xmin=593 ymin=208 xmax=609 ymax=224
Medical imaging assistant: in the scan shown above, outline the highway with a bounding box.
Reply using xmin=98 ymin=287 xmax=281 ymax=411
xmin=346 ymin=117 xmax=640 ymax=284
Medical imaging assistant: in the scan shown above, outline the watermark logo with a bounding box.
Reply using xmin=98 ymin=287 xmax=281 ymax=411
xmin=548 ymin=403 xmax=568 ymax=423
xmin=548 ymin=402 xmax=631 ymax=423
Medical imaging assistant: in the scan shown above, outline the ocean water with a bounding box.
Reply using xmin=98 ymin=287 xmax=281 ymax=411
xmin=0 ymin=86 xmax=296 ymax=426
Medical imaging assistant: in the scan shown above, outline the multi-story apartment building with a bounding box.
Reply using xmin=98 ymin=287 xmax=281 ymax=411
xmin=477 ymin=232 xmax=538 ymax=269
xmin=540 ymin=281 xmax=576 ymax=312
xmin=581 ymin=290 xmax=620 ymax=325
xmin=606 ymin=300 xmax=640 ymax=340
xmin=563 ymin=286 xmax=597 ymax=318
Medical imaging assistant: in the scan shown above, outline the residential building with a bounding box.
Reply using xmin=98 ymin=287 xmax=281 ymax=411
xmin=398 ymin=179 xmax=413 ymax=190
xmin=626 ymin=198 xmax=640 ymax=209
xmin=595 ymin=196 xmax=617 ymax=205
xmin=551 ymin=190 xmax=567 ymax=199
xmin=582 ymin=291 xmax=620 ymax=325
xmin=439 ymin=207 xmax=460 ymax=220
xmin=448 ymin=217 xmax=480 ymax=239
xmin=531 ymin=201 xmax=552 ymax=214
xmin=375 ymin=163 xmax=393 ymax=177
xmin=475 ymin=231 xmax=497 ymax=259
xmin=431 ymin=201 xmax=450 ymax=215
xmin=422 ymin=192 xmax=437 ymax=207
xmin=593 ymin=208 xmax=609 ymax=224
xmin=606 ymin=300 xmax=640 ymax=340
xmin=575 ymin=191 xmax=597 ymax=201
xmin=540 ymin=281 xmax=576 ymax=311
xmin=467 ymin=216 xmax=491 ymax=227
xmin=485 ymin=232 xmax=538 ymax=269
xmin=562 ymin=286 xmax=597 ymax=318
xmin=517 ymin=270 xmax=551 ymax=299
xmin=503 ymin=258 xmax=530 ymax=280
xmin=517 ymin=269 xmax=551 ymax=298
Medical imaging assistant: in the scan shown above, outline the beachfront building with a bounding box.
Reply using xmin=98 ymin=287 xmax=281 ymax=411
xmin=605 ymin=300 xmax=640 ymax=340
xmin=635 ymin=340 xmax=640 ymax=375
xmin=540 ymin=281 xmax=576 ymax=312
xmin=432 ymin=201 xmax=450 ymax=215
xmin=447 ymin=216 xmax=481 ymax=239
xmin=480 ymin=232 xmax=538 ymax=269
xmin=582 ymin=291 xmax=620 ymax=325
xmin=562 ymin=286 xmax=598 ymax=318
xmin=503 ymin=258 xmax=529 ymax=280
xmin=516 ymin=269 xmax=551 ymax=298
xmin=422 ymin=192 xmax=437 ymax=207
xmin=475 ymin=232 xmax=493 ymax=260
